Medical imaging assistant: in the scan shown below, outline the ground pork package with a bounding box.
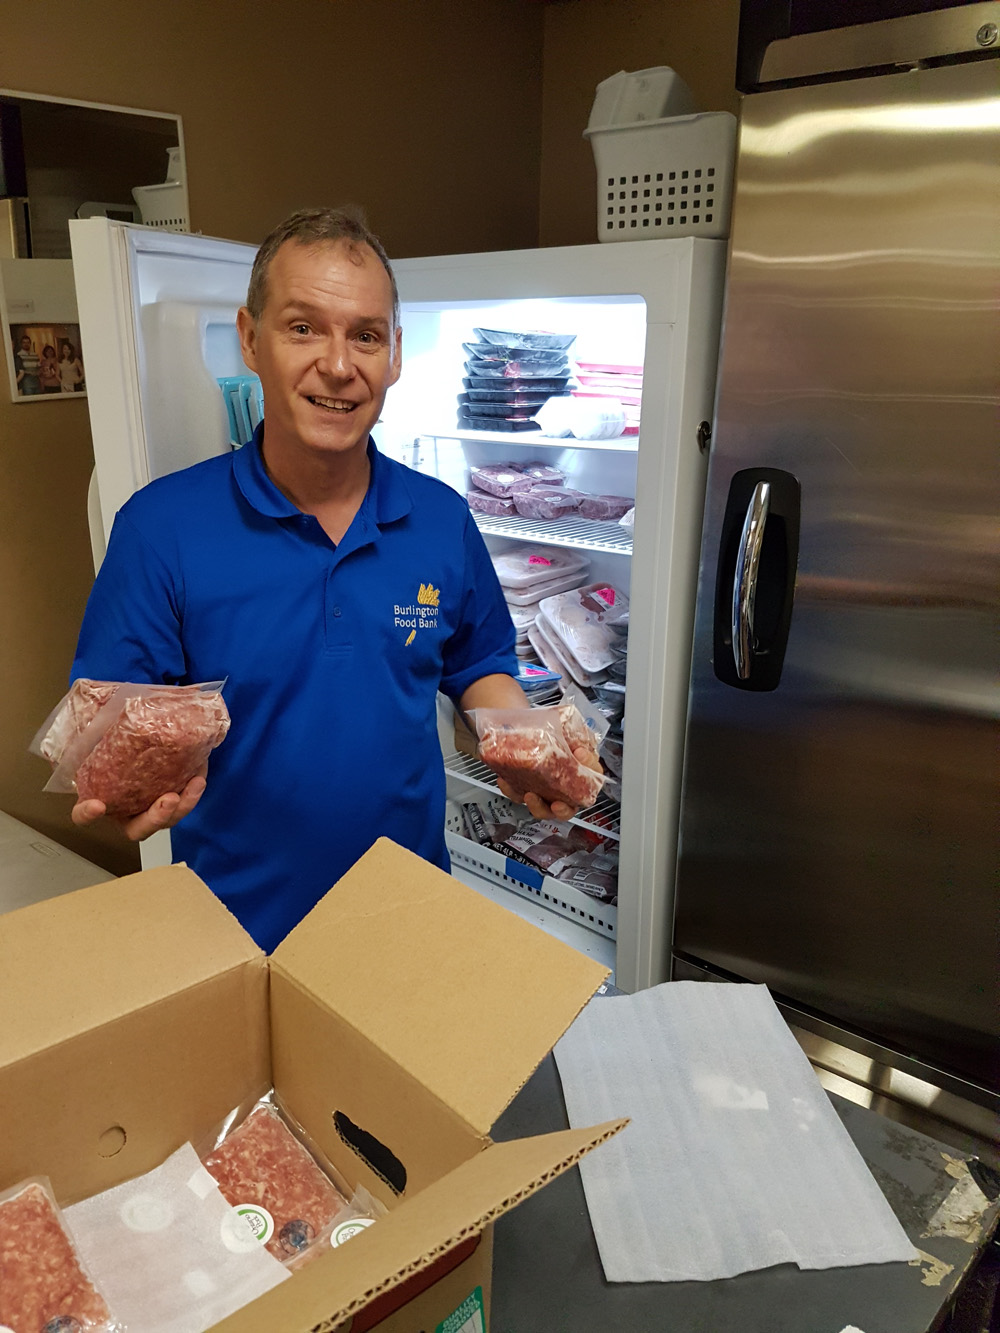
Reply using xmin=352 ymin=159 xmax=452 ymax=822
xmin=470 ymin=703 xmax=606 ymax=811
xmin=32 ymin=680 xmax=230 ymax=818
xmin=492 ymin=546 xmax=588 ymax=591
xmin=0 ymin=1177 xmax=119 ymax=1333
xmin=538 ymin=583 xmax=630 ymax=675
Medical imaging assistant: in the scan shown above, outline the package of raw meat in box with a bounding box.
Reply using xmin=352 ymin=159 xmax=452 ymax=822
xmin=469 ymin=703 xmax=605 ymax=811
xmin=530 ymin=617 xmax=608 ymax=690
xmin=538 ymin=582 xmax=630 ymax=675
xmin=32 ymin=679 xmax=230 ymax=818
xmin=200 ymin=1092 xmax=359 ymax=1270
xmin=513 ymin=486 xmax=585 ymax=521
xmin=492 ymin=546 xmax=588 ymax=590
xmin=0 ymin=1175 xmax=120 ymax=1333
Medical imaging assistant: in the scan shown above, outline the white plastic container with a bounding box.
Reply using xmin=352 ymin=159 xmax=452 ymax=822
xmin=586 ymin=67 xmax=698 ymax=131
xmin=585 ymin=109 xmax=737 ymax=243
xmin=131 ymin=181 xmax=189 ymax=232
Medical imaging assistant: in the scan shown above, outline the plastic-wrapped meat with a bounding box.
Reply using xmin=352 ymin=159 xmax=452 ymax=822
xmin=493 ymin=546 xmax=587 ymax=590
xmin=464 ymin=358 xmax=569 ymax=380
xmin=468 ymin=463 xmax=535 ymax=497
xmin=464 ymin=375 xmax=570 ymax=393
xmin=74 ymin=686 xmax=230 ymax=818
xmin=0 ymin=1181 xmax=115 ymax=1332
xmin=467 ymin=490 xmax=516 ymax=517
xmin=471 ymin=705 xmax=605 ymax=810
xmin=538 ymin=582 xmax=629 ymax=674
xmin=202 ymin=1105 xmax=347 ymax=1265
xmin=518 ymin=461 xmax=565 ymax=485
xmin=35 ymin=678 xmax=119 ymax=765
xmin=579 ymin=495 xmax=635 ymax=522
xmin=512 ymin=486 xmax=584 ymax=521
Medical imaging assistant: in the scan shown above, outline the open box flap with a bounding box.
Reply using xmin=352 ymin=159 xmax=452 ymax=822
xmin=209 ymin=1117 xmax=626 ymax=1333
xmin=271 ymin=838 xmax=610 ymax=1135
xmin=0 ymin=864 xmax=263 ymax=1068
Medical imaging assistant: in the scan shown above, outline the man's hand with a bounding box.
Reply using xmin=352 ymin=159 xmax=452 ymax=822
xmin=71 ymin=766 xmax=207 ymax=842
xmin=497 ymin=745 xmax=604 ymax=823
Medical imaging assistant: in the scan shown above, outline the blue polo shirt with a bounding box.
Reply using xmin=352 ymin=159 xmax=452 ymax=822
xmin=72 ymin=427 xmax=516 ymax=950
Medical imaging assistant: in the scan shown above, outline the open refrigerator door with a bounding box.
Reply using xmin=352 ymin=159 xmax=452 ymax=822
xmin=382 ymin=239 xmax=726 ymax=988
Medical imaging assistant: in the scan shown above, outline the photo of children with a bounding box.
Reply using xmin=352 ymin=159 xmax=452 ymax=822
xmin=10 ymin=323 xmax=85 ymax=399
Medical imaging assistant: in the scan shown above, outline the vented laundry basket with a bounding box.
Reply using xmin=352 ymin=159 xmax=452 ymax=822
xmin=585 ymin=110 xmax=737 ymax=243
xmin=131 ymin=181 xmax=189 ymax=232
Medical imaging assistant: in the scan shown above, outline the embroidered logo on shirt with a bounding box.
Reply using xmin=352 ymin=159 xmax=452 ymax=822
xmin=396 ymin=582 xmax=441 ymax=642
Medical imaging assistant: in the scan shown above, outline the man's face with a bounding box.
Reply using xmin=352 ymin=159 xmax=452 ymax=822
xmin=237 ymin=239 xmax=401 ymax=461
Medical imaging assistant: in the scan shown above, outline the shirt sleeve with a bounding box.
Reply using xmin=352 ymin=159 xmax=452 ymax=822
xmin=71 ymin=507 xmax=188 ymax=686
xmin=439 ymin=509 xmax=518 ymax=701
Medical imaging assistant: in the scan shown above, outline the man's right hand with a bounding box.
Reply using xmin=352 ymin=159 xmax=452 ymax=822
xmin=71 ymin=768 xmax=207 ymax=842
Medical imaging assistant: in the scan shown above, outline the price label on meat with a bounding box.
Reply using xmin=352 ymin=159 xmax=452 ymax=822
xmin=329 ymin=1216 xmax=375 ymax=1247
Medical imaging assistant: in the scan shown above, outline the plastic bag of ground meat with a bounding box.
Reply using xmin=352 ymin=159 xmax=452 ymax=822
xmin=579 ymin=494 xmax=635 ymax=522
xmin=467 ymin=462 xmax=535 ymax=498
xmin=0 ymin=1176 xmax=120 ymax=1333
xmin=31 ymin=677 xmax=120 ymax=767
xmin=200 ymin=1094 xmax=352 ymax=1271
xmin=469 ymin=704 xmax=605 ymax=811
xmin=34 ymin=681 xmax=230 ymax=818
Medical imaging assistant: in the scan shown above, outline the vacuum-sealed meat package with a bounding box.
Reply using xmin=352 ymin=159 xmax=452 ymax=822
xmin=464 ymin=374 xmax=570 ymax=394
xmin=467 ymin=490 xmax=516 ymax=517
xmin=538 ymin=582 xmax=630 ymax=674
xmin=473 ymin=327 xmax=576 ymax=352
xmin=492 ymin=546 xmax=588 ymax=590
xmin=0 ymin=1178 xmax=118 ymax=1333
xmin=469 ymin=703 xmax=605 ymax=811
xmin=468 ymin=463 xmax=535 ymax=497
xmin=465 ymin=358 xmax=570 ymax=380
xmin=579 ymin=494 xmax=635 ymax=522
xmin=201 ymin=1098 xmax=348 ymax=1269
xmin=513 ymin=486 xmax=584 ymax=521
xmin=33 ymin=681 xmax=230 ymax=818
xmin=530 ymin=617 xmax=608 ymax=690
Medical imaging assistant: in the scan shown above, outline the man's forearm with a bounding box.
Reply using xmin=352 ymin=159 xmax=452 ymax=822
xmin=458 ymin=673 xmax=530 ymax=717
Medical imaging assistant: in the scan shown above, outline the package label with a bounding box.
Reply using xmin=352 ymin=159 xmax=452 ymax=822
xmin=435 ymin=1286 xmax=485 ymax=1333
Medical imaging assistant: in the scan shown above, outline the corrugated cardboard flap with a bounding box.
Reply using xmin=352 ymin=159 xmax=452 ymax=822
xmin=209 ymin=1117 xmax=626 ymax=1333
xmin=0 ymin=864 xmax=263 ymax=1068
xmin=271 ymin=839 xmax=610 ymax=1136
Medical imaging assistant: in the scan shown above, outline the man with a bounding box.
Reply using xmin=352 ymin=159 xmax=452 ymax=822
xmin=71 ymin=208 xmax=594 ymax=950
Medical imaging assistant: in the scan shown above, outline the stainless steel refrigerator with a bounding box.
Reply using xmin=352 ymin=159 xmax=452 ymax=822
xmin=672 ymin=1 xmax=999 ymax=1113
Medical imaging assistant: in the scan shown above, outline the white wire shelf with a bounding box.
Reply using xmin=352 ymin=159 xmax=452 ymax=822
xmin=474 ymin=511 xmax=633 ymax=554
xmin=444 ymin=749 xmax=621 ymax=841
xmin=426 ymin=427 xmax=639 ymax=454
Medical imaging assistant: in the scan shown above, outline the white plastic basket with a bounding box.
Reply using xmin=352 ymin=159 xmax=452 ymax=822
xmin=585 ymin=110 xmax=737 ymax=243
xmin=131 ymin=181 xmax=189 ymax=232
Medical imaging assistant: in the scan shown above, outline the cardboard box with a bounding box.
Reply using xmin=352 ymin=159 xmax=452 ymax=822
xmin=0 ymin=837 xmax=623 ymax=1332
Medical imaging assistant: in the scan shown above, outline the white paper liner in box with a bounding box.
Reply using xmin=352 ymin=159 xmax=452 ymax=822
xmin=553 ymin=983 xmax=918 ymax=1283
xmin=65 ymin=1142 xmax=289 ymax=1333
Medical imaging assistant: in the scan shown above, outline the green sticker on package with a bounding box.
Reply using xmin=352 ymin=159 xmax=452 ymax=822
xmin=436 ymin=1286 xmax=485 ymax=1333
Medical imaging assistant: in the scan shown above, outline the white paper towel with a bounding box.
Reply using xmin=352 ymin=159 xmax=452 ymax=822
xmin=553 ymin=982 xmax=918 ymax=1282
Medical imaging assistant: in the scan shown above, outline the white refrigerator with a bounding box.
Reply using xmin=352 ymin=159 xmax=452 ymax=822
xmin=69 ymin=218 xmax=725 ymax=990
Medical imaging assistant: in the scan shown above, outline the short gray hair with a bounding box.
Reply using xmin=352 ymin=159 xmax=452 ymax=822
xmin=245 ymin=206 xmax=399 ymax=331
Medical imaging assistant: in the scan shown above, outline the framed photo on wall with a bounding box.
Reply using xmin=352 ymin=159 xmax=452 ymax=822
xmin=0 ymin=258 xmax=86 ymax=401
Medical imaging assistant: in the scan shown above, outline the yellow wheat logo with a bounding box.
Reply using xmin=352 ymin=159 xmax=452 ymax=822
xmin=417 ymin=582 xmax=440 ymax=607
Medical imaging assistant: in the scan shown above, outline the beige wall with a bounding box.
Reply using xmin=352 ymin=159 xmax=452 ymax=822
xmin=0 ymin=0 xmax=545 ymax=874
xmin=0 ymin=0 xmax=739 ymax=875
xmin=539 ymin=0 xmax=740 ymax=247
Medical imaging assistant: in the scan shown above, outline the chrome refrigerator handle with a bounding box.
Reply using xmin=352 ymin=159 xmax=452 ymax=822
xmin=732 ymin=481 xmax=771 ymax=680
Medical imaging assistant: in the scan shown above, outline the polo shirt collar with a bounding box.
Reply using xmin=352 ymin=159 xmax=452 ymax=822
xmin=233 ymin=424 xmax=413 ymax=526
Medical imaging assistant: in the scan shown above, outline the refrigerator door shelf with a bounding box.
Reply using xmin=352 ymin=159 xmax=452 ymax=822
xmin=444 ymin=749 xmax=621 ymax=843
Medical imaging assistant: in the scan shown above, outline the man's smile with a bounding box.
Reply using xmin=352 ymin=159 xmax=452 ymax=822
xmin=307 ymin=395 xmax=358 ymax=412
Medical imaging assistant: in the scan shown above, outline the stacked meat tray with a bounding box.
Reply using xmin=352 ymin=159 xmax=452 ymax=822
xmin=466 ymin=459 xmax=634 ymax=525
xmin=457 ymin=327 xmax=575 ymax=433
xmin=572 ymin=360 xmax=643 ymax=436
xmin=474 ymin=543 xmax=626 ymax=906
